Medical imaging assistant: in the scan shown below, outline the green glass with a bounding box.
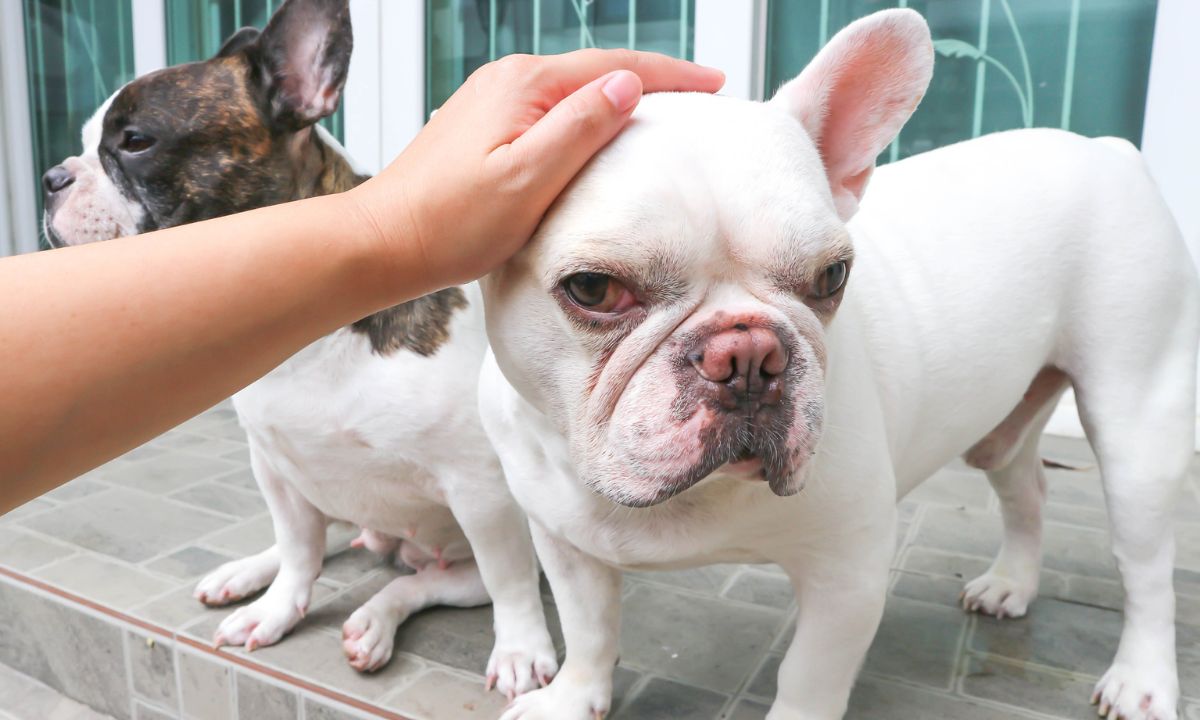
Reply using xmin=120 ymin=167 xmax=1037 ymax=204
xmin=765 ymin=0 xmax=1157 ymax=163
xmin=23 ymin=0 xmax=135 ymax=241
xmin=427 ymin=0 xmax=695 ymax=116
xmin=164 ymin=0 xmax=344 ymax=141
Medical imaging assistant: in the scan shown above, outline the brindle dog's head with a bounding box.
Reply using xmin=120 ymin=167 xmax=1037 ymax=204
xmin=42 ymin=0 xmax=356 ymax=246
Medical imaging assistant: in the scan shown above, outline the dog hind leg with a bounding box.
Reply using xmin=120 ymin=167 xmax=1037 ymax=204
xmin=961 ymin=367 xmax=1068 ymax=619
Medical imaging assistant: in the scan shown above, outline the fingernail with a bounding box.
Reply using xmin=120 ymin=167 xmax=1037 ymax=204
xmin=602 ymin=70 xmax=641 ymax=113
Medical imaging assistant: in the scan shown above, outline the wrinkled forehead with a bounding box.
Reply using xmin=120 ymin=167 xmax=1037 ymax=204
xmin=532 ymin=92 xmax=847 ymax=282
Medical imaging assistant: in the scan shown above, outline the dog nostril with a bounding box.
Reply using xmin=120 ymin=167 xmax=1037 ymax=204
xmin=733 ymin=323 xmax=749 ymax=331
xmin=42 ymin=166 xmax=75 ymax=195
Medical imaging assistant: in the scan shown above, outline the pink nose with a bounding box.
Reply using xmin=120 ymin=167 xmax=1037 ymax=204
xmin=689 ymin=324 xmax=789 ymax=404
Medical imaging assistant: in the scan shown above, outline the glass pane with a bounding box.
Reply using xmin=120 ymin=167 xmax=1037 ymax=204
xmin=765 ymin=0 xmax=1157 ymax=163
xmin=164 ymin=0 xmax=344 ymax=142
xmin=23 ymin=0 xmax=135 ymax=243
xmin=427 ymin=0 xmax=695 ymax=116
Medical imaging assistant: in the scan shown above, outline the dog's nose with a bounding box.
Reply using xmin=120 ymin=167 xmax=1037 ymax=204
xmin=689 ymin=324 xmax=789 ymax=409
xmin=42 ymin=165 xmax=75 ymax=195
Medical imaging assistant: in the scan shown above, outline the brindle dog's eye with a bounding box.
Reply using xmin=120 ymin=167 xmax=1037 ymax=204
xmin=810 ymin=261 xmax=849 ymax=299
xmin=120 ymin=130 xmax=156 ymax=154
xmin=563 ymin=273 xmax=637 ymax=314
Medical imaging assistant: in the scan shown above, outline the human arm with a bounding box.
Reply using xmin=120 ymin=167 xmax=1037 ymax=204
xmin=0 ymin=50 xmax=723 ymax=509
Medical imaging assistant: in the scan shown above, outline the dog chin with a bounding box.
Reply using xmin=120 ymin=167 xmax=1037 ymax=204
xmin=587 ymin=447 xmax=809 ymax=508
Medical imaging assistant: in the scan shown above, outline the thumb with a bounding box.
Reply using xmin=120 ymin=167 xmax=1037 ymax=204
xmin=503 ymin=69 xmax=644 ymax=200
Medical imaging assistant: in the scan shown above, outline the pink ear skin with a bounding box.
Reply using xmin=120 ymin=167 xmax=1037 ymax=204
xmin=770 ymin=9 xmax=934 ymax=221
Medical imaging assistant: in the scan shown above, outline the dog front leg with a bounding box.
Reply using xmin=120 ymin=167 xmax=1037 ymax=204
xmin=770 ymin=515 xmax=894 ymax=720
xmin=444 ymin=477 xmax=558 ymax=699
xmin=213 ymin=441 xmax=326 ymax=651
xmin=500 ymin=521 xmax=621 ymax=720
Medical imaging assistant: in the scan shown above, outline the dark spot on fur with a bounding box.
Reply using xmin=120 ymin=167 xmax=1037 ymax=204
xmin=351 ymin=288 xmax=469 ymax=356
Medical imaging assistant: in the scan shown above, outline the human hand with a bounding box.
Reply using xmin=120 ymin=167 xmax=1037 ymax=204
xmin=348 ymin=49 xmax=724 ymax=293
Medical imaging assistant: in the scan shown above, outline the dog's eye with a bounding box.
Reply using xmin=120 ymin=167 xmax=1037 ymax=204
xmin=120 ymin=130 xmax=156 ymax=154
xmin=563 ymin=273 xmax=636 ymax=314
xmin=810 ymin=261 xmax=849 ymax=299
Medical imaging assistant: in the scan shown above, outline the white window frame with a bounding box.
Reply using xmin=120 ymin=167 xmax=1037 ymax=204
xmin=694 ymin=0 xmax=766 ymax=101
xmin=2 ymin=0 xmax=38 ymax=256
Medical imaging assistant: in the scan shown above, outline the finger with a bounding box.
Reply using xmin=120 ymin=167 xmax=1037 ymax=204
xmin=544 ymin=48 xmax=724 ymax=97
xmin=496 ymin=69 xmax=643 ymax=203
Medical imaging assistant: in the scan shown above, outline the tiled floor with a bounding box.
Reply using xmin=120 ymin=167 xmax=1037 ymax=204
xmin=1 ymin=400 xmax=1199 ymax=719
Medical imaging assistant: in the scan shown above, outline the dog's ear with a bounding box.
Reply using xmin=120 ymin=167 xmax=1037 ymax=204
xmin=216 ymin=27 xmax=261 ymax=58
xmin=770 ymin=9 xmax=932 ymax=221
xmin=247 ymin=0 xmax=353 ymax=131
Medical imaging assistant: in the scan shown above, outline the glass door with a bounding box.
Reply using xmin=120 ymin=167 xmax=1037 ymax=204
xmin=765 ymin=0 xmax=1158 ymax=163
xmin=426 ymin=0 xmax=695 ymax=116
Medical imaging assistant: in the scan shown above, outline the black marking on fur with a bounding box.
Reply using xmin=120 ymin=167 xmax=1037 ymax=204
xmin=351 ymin=288 xmax=469 ymax=356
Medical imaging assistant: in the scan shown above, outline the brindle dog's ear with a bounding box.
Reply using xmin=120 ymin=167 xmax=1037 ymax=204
xmin=216 ymin=27 xmax=260 ymax=58
xmin=247 ymin=0 xmax=352 ymax=131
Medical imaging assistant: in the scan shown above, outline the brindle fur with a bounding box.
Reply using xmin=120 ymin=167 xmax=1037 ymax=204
xmin=97 ymin=19 xmax=463 ymax=357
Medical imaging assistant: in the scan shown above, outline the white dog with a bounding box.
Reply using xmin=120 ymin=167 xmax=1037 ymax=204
xmin=478 ymin=9 xmax=1198 ymax=720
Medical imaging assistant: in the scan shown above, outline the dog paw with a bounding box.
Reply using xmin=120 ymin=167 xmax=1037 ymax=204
xmin=486 ymin=631 xmax=560 ymax=699
xmin=498 ymin=680 xmax=609 ymax=720
xmin=212 ymin=588 xmax=307 ymax=652
xmin=961 ymin=571 xmax=1036 ymax=619
xmin=1091 ymin=660 xmax=1179 ymax=720
xmin=194 ymin=554 xmax=276 ymax=606
xmin=341 ymin=603 xmax=401 ymax=672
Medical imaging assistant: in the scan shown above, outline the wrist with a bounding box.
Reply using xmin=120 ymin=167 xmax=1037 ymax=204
xmin=339 ymin=176 xmax=435 ymax=307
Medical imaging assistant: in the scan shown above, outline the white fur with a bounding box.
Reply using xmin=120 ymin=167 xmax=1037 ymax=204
xmin=479 ymin=10 xmax=1198 ymax=720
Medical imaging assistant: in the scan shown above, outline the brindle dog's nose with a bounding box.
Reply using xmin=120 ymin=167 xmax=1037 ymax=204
xmin=689 ymin=324 xmax=789 ymax=411
xmin=42 ymin=165 xmax=75 ymax=195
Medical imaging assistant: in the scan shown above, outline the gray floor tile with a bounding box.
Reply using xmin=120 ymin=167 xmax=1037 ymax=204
xmin=319 ymin=547 xmax=395 ymax=586
xmin=744 ymin=653 xmax=781 ymax=699
xmin=131 ymin=585 xmax=215 ymax=632
xmin=126 ymin=631 xmax=177 ymax=709
xmin=625 ymin=565 xmax=737 ymax=594
xmin=302 ymin=699 xmax=372 ymax=720
xmin=200 ymin=515 xmax=275 ymax=557
xmin=0 ymin=526 xmax=76 ymax=572
xmin=1043 ymin=502 xmax=1109 ymax=530
xmin=145 ymin=546 xmax=236 ymax=581
xmin=133 ymin=701 xmax=177 ymax=720
xmin=905 ymin=467 xmax=993 ymax=510
xmin=969 ymin=597 xmax=1117 ymax=677
xmin=612 ymin=677 xmax=727 ymax=720
xmin=107 ymin=452 xmax=239 ymax=495
xmin=890 ymin=572 xmax=968 ymax=609
xmin=20 ymin=488 xmax=232 ymax=563
xmin=34 ymin=555 xmax=176 ymax=611
xmin=239 ymin=626 xmax=423 ymax=703
xmin=178 ymin=650 xmax=233 ymax=720
xmin=1039 ymin=436 xmax=1097 ymax=465
xmin=722 ymin=569 xmax=794 ymax=610
xmin=0 ymin=497 xmax=56 ymax=523
xmin=0 ymin=660 xmax=118 ymax=720
xmin=862 ymin=596 xmax=965 ymax=690
xmin=725 ymin=698 xmax=770 ymax=720
xmin=381 ymin=665 xmax=504 ymax=720
xmin=0 ymin=578 xmax=130 ymax=719
xmin=619 ymin=583 xmax=782 ymax=694
xmin=235 ymin=673 xmax=298 ymax=720
xmin=43 ymin=477 xmax=107 ymax=502
xmin=169 ymin=483 xmax=266 ymax=519
xmin=388 ymin=603 xmax=504 ymax=676
xmin=960 ymin=654 xmax=1097 ymax=719
xmin=846 ymin=674 xmax=1033 ymax=720
xmin=1043 ymin=467 xmax=1106 ymax=510
xmin=611 ymin=665 xmax=643 ymax=713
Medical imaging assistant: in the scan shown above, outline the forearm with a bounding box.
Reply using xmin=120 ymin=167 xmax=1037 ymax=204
xmin=0 ymin=191 xmax=403 ymax=502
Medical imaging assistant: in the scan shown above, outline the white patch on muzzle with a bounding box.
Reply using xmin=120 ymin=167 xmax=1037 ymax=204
xmin=44 ymin=89 xmax=146 ymax=246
